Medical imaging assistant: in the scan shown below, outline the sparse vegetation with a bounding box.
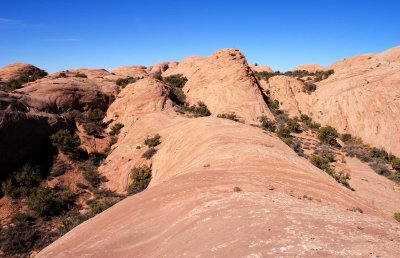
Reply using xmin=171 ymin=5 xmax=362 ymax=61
xmin=304 ymin=82 xmax=317 ymax=93
xmin=127 ymin=166 xmax=152 ymax=195
xmin=217 ymin=113 xmax=240 ymax=122
xmin=88 ymin=108 xmax=106 ymax=125
xmin=163 ymin=74 xmax=188 ymax=88
xmin=27 ymin=187 xmax=63 ymax=217
xmin=116 ymin=77 xmax=138 ymax=87
xmin=183 ymin=101 xmax=211 ymax=117
xmin=109 ymin=123 xmax=124 ymax=136
xmin=286 ymin=118 xmax=301 ymax=133
xmin=1 ymin=164 xmax=43 ymax=199
xmin=394 ymin=213 xmax=400 ymax=222
xmin=75 ymin=73 xmax=87 ymax=78
xmin=318 ymin=126 xmax=339 ymax=146
xmin=253 ymin=69 xmax=334 ymax=83
xmin=144 ymin=134 xmax=161 ymax=147
xmin=7 ymin=68 xmax=48 ymax=89
xmin=260 ymin=116 xmax=276 ymax=132
xmin=142 ymin=147 xmax=157 ymax=159
xmin=50 ymin=129 xmax=81 ymax=155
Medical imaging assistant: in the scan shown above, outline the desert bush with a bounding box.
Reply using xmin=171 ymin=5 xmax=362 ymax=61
xmin=88 ymin=108 xmax=106 ymax=125
xmin=7 ymin=69 xmax=47 ymax=89
xmin=287 ymin=118 xmax=301 ymax=133
xmin=260 ymin=116 xmax=276 ymax=132
xmin=304 ymin=82 xmax=317 ymax=93
xmin=267 ymin=99 xmax=281 ymax=115
xmin=370 ymin=161 xmax=391 ymax=176
xmin=170 ymin=87 xmax=187 ymax=105
xmin=163 ymin=74 xmax=188 ymax=88
xmin=315 ymin=147 xmax=336 ymax=162
xmin=389 ymin=172 xmax=400 ymax=184
xmin=116 ymin=77 xmax=138 ymax=87
xmin=217 ymin=113 xmax=240 ymax=122
xmin=79 ymin=160 xmax=102 ymax=188
xmin=394 ymin=213 xmax=400 ymax=222
xmin=50 ymin=129 xmax=80 ymax=154
xmin=127 ymin=166 xmax=152 ymax=195
xmin=310 ymin=154 xmax=331 ymax=171
xmin=1 ymin=164 xmax=43 ymax=198
xmin=109 ymin=123 xmax=124 ymax=136
xmin=75 ymin=73 xmax=87 ymax=78
xmin=144 ymin=134 xmax=161 ymax=147
xmin=28 ymin=187 xmax=62 ymax=217
xmin=341 ymin=133 xmax=352 ymax=142
xmin=184 ymin=101 xmax=211 ymax=117
xmin=391 ymin=157 xmax=400 ymax=171
xmin=83 ymin=123 xmax=103 ymax=137
xmin=277 ymin=125 xmax=291 ymax=138
xmin=142 ymin=148 xmax=157 ymax=159
xmin=0 ymin=216 xmax=39 ymax=255
xmin=318 ymin=126 xmax=339 ymax=146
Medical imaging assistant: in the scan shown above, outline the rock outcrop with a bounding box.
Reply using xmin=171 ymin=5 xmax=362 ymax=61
xmin=265 ymin=46 xmax=400 ymax=156
xmin=164 ymin=49 xmax=273 ymax=122
xmin=0 ymin=63 xmax=43 ymax=81
xmin=37 ymin=48 xmax=400 ymax=257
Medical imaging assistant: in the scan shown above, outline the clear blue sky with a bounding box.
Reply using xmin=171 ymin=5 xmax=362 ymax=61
xmin=1 ymin=0 xmax=399 ymax=73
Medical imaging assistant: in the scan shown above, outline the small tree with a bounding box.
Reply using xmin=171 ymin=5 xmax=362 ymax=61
xmin=318 ymin=126 xmax=339 ymax=146
xmin=144 ymin=134 xmax=161 ymax=147
xmin=28 ymin=187 xmax=62 ymax=217
xmin=260 ymin=116 xmax=276 ymax=132
xmin=128 ymin=166 xmax=152 ymax=195
xmin=50 ymin=129 xmax=80 ymax=154
xmin=163 ymin=74 xmax=188 ymax=88
xmin=392 ymin=157 xmax=400 ymax=171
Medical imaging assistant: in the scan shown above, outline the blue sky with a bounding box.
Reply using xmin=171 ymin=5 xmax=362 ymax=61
xmin=1 ymin=0 xmax=399 ymax=73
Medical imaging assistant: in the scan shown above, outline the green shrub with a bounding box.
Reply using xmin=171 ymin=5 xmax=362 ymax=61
xmin=88 ymin=108 xmax=105 ymax=125
xmin=127 ymin=166 xmax=152 ymax=195
xmin=318 ymin=126 xmax=339 ymax=146
xmin=389 ymin=172 xmax=400 ymax=184
xmin=144 ymin=134 xmax=161 ymax=147
xmin=109 ymin=123 xmax=124 ymax=136
xmin=83 ymin=123 xmax=103 ymax=137
xmin=394 ymin=213 xmax=400 ymax=222
xmin=341 ymin=133 xmax=352 ymax=142
xmin=75 ymin=73 xmax=87 ymax=78
xmin=50 ymin=129 xmax=80 ymax=154
xmin=304 ymin=82 xmax=317 ymax=93
xmin=28 ymin=187 xmax=62 ymax=217
xmin=184 ymin=101 xmax=211 ymax=117
xmin=217 ymin=113 xmax=240 ymax=122
xmin=163 ymin=74 xmax=188 ymax=88
xmin=310 ymin=154 xmax=331 ymax=171
xmin=315 ymin=147 xmax=336 ymax=162
xmin=391 ymin=157 xmax=400 ymax=171
xmin=267 ymin=99 xmax=281 ymax=114
xmin=116 ymin=77 xmax=138 ymax=87
xmin=370 ymin=161 xmax=391 ymax=176
xmin=287 ymin=118 xmax=301 ymax=133
xmin=1 ymin=164 xmax=43 ymax=198
xmin=171 ymin=88 xmax=187 ymax=105
xmin=7 ymin=69 xmax=48 ymax=89
xmin=79 ymin=161 xmax=102 ymax=188
xmin=277 ymin=125 xmax=291 ymax=138
xmin=260 ymin=116 xmax=276 ymax=132
xmin=142 ymin=147 xmax=157 ymax=159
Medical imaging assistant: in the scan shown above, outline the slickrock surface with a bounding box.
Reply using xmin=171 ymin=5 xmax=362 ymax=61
xmin=265 ymin=46 xmax=400 ymax=156
xmin=164 ymin=49 xmax=274 ymax=122
xmin=38 ymin=48 xmax=400 ymax=257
